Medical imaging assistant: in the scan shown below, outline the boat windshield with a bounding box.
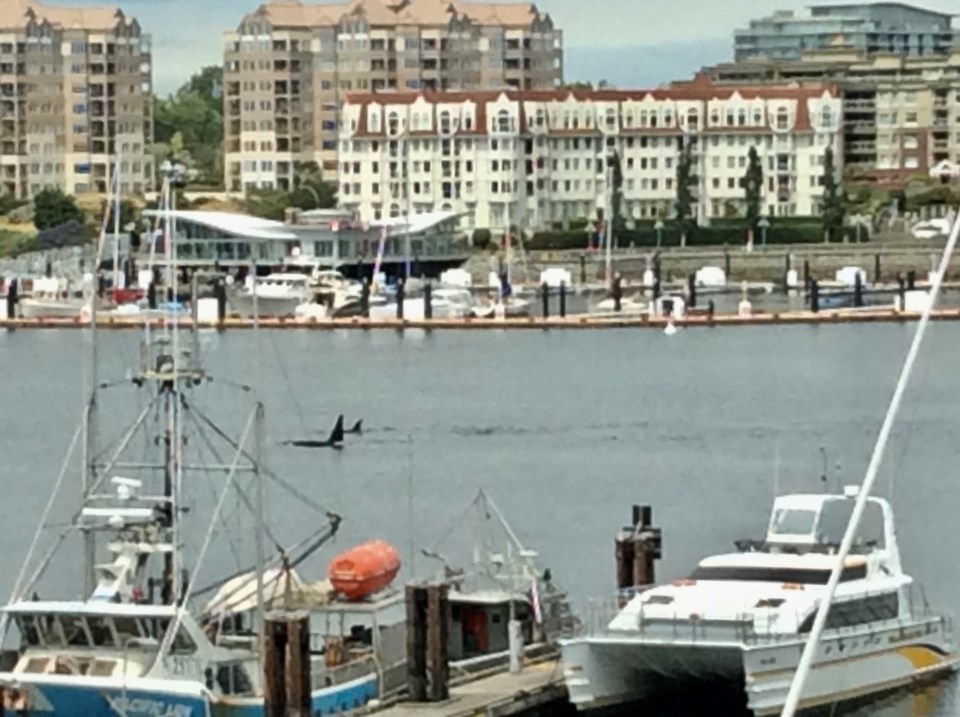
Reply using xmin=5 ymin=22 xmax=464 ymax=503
xmin=690 ymin=564 xmax=867 ymax=584
xmin=770 ymin=508 xmax=817 ymax=537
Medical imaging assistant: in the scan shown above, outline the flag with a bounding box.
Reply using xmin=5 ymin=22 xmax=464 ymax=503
xmin=530 ymin=576 xmax=543 ymax=624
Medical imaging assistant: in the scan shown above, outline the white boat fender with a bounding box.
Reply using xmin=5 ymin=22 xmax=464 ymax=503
xmin=664 ymin=320 xmax=677 ymax=336
xmin=738 ymin=299 xmax=752 ymax=317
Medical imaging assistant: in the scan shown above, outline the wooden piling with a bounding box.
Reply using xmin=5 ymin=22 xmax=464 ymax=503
xmin=614 ymin=505 xmax=662 ymax=607
xmin=263 ymin=615 xmax=288 ymax=717
xmin=406 ymin=584 xmax=428 ymax=702
xmin=396 ymin=279 xmax=405 ymax=320
xmin=426 ymin=584 xmax=450 ymax=702
xmin=285 ymin=613 xmax=311 ymax=717
xmin=424 ymin=282 xmax=433 ymax=320
xmin=361 ymin=279 xmax=370 ymax=318
xmin=541 ymin=282 xmax=549 ymax=318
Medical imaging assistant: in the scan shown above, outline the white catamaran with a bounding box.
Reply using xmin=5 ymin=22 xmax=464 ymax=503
xmin=560 ymin=488 xmax=956 ymax=715
xmin=0 ymin=163 xmax=407 ymax=717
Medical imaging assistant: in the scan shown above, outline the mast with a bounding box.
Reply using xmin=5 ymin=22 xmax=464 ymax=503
xmin=112 ymin=154 xmax=122 ymax=292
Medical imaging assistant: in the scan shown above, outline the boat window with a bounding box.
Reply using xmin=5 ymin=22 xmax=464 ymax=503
xmin=216 ymin=663 xmax=254 ymax=695
xmin=113 ymin=616 xmax=144 ymax=644
xmin=690 ymin=565 xmax=867 ymax=584
xmin=799 ymin=592 xmax=898 ymax=632
xmin=86 ymin=616 xmax=116 ymax=647
xmin=89 ymin=659 xmax=117 ymax=677
xmin=59 ymin=615 xmax=91 ymax=647
xmin=16 ymin=616 xmax=41 ymax=646
xmin=817 ymin=501 xmax=885 ymax=549
xmin=770 ymin=509 xmax=817 ymax=537
xmin=22 ymin=657 xmax=50 ymax=674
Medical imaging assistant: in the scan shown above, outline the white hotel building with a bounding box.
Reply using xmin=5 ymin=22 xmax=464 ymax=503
xmin=336 ymin=75 xmax=842 ymax=230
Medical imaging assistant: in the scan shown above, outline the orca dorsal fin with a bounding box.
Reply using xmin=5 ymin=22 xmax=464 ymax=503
xmin=330 ymin=414 xmax=345 ymax=444
xmin=350 ymin=419 xmax=363 ymax=434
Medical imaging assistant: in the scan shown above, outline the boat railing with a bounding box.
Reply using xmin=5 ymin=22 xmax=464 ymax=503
xmin=572 ymin=583 xmax=950 ymax=646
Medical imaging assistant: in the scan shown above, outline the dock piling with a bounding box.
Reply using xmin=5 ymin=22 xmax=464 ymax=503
xmin=723 ymin=249 xmax=731 ymax=282
xmin=615 ymin=505 xmax=662 ymax=606
xmin=612 ymin=274 xmax=622 ymax=313
xmin=5 ymin=278 xmax=17 ymax=319
xmin=908 ymin=269 xmax=916 ymax=291
xmin=147 ymin=280 xmax=157 ymax=310
xmin=424 ymin=282 xmax=433 ymax=320
xmin=559 ymin=282 xmax=567 ymax=318
xmin=810 ymin=279 xmax=820 ymax=313
xmin=898 ymin=273 xmax=906 ymax=310
xmin=360 ymin=279 xmax=370 ymax=318
xmin=579 ymin=254 xmax=587 ymax=285
xmin=803 ymin=259 xmax=810 ymax=288
xmin=396 ymin=279 xmax=405 ymax=320
xmin=406 ymin=583 xmax=450 ymax=702
xmin=687 ymin=274 xmax=697 ymax=309
xmin=854 ymin=271 xmax=864 ymax=308
xmin=541 ymin=282 xmax=549 ymax=318
xmin=215 ymin=279 xmax=226 ymax=327
xmin=874 ymin=254 xmax=882 ymax=284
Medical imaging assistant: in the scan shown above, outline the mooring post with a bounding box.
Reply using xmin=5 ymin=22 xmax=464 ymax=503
xmin=874 ymin=253 xmax=881 ymax=284
xmin=426 ymin=584 xmax=450 ymax=700
xmin=579 ymin=253 xmax=587 ymax=285
xmin=396 ymin=278 xmax=405 ymax=320
xmin=897 ymin=273 xmax=906 ymax=310
xmin=854 ymin=271 xmax=864 ymax=308
xmin=687 ymin=273 xmax=697 ymax=309
xmin=559 ymin=282 xmax=567 ymax=318
xmin=907 ymin=269 xmax=916 ymax=291
xmin=424 ymin=282 xmax=433 ymax=320
xmin=6 ymin=278 xmax=17 ymax=319
xmin=360 ymin=278 xmax=370 ymax=318
xmin=215 ymin=279 xmax=226 ymax=327
xmin=803 ymin=259 xmax=810 ymax=288
xmin=147 ymin=280 xmax=157 ymax=310
xmin=541 ymin=282 xmax=549 ymax=318
xmin=615 ymin=504 xmax=662 ymax=608
xmin=810 ymin=279 xmax=820 ymax=313
xmin=406 ymin=584 xmax=428 ymax=702
xmin=612 ymin=274 xmax=622 ymax=313
xmin=263 ymin=615 xmax=288 ymax=717
xmin=723 ymin=249 xmax=731 ymax=282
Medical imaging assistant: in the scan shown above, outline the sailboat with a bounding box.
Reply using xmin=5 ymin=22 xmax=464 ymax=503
xmin=0 ymin=163 xmax=407 ymax=716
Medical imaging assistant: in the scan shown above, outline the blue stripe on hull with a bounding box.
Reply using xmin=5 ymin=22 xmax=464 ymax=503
xmin=215 ymin=675 xmax=379 ymax=717
xmin=2 ymin=684 xmax=205 ymax=717
xmin=3 ymin=674 xmax=378 ymax=717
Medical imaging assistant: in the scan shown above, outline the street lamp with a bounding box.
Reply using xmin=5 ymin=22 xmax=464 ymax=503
xmin=654 ymin=219 xmax=665 ymax=249
xmin=758 ymin=216 xmax=771 ymax=250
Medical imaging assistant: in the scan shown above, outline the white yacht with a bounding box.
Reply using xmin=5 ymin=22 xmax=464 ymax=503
xmin=229 ymin=273 xmax=313 ymax=318
xmin=19 ymin=277 xmax=88 ymax=320
xmin=561 ymin=488 xmax=956 ymax=716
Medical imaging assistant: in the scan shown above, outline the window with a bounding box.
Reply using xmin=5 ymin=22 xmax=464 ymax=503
xmin=820 ymin=107 xmax=833 ymax=129
xmin=691 ymin=564 xmax=867 ymax=584
xmin=496 ymin=109 xmax=512 ymax=133
xmin=798 ymin=593 xmax=898 ymax=633
xmin=776 ymin=108 xmax=789 ymax=130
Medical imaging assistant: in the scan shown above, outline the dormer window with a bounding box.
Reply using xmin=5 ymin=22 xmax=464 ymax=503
xmin=737 ymin=109 xmax=747 ymax=127
xmin=776 ymin=108 xmax=789 ymax=130
xmin=820 ymin=106 xmax=833 ymax=129
xmin=387 ymin=110 xmax=400 ymax=136
xmin=369 ymin=111 xmax=380 ymax=132
xmin=496 ymin=109 xmax=513 ymax=133
xmin=439 ymin=110 xmax=452 ymax=134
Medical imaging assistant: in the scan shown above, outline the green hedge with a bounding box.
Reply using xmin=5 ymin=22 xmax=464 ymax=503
xmin=527 ymin=223 xmax=868 ymax=251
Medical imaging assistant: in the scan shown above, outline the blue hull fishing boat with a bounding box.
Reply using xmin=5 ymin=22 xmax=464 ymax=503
xmin=0 ymin=163 xmax=406 ymax=717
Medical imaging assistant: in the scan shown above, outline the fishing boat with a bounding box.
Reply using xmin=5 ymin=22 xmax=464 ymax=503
xmin=18 ymin=277 xmax=88 ymax=319
xmin=560 ymin=487 xmax=956 ymax=716
xmin=0 ymin=164 xmax=407 ymax=717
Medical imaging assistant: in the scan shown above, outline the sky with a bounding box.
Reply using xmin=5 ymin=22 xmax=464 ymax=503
xmin=44 ymin=0 xmax=960 ymax=94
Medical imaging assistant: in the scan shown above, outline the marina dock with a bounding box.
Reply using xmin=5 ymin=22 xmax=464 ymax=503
xmin=369 ymin=660 xmax=566 ymax=717
xmin=3 ymin=307 xmax=960 ymax=330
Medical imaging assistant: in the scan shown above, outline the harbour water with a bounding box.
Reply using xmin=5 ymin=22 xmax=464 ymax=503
xmin=2 ymin=324 xmax=960 ymax=715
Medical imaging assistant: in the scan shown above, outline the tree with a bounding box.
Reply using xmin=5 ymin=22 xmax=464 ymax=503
xmin=153 ymin=65 xmax=224 ymax=186
xmin=821 ymin=146 xmax=845 ymax=242
xmin=674 ymin=139 xmax=698 ymax=247
xmin=33 ymin=187 xmax=84 ymax=230
xmin=743 ymin=146 xmax=763 ymax=245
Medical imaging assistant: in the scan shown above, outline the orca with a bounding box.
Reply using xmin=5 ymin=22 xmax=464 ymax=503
xmin=345 ymin=419 xmax=363 ymax=435
xmin=283 ymin=415 xmax=344 ymax=449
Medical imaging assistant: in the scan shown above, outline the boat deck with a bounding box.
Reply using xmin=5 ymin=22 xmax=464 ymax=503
xmin=370 ymin=660 xmax=566 ymax=717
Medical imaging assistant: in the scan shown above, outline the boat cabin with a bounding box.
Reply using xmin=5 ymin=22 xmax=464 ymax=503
xmin=447 ymin=589 xmax=533 ymax=663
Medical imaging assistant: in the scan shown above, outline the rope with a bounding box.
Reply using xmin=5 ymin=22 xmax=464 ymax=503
xmin=268 ymin=331 xmax=310 ymax=434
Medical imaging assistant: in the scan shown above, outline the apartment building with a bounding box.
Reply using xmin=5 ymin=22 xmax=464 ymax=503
xmin=335 ymin=76 xmax=841 ymax=230
xmin=222 ymin=0 xmax=563 ymax=194
xmin=735 ymin=3 xmax=956 ymax=62
xmin=704 ymin=49 xmax=960 ymax=184
xmin=0 ymin=0 xmax=153 ymax=199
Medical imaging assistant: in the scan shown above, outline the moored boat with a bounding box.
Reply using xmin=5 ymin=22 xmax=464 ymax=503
xmin=560 ymin=487 xmax=956 ymax=716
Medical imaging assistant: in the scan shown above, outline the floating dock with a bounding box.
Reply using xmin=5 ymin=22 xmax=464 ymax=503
xmin=368 ymin=660 xmax=566 ymax=717
xmin=2 ymin=308 xmax=960 ymax=331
